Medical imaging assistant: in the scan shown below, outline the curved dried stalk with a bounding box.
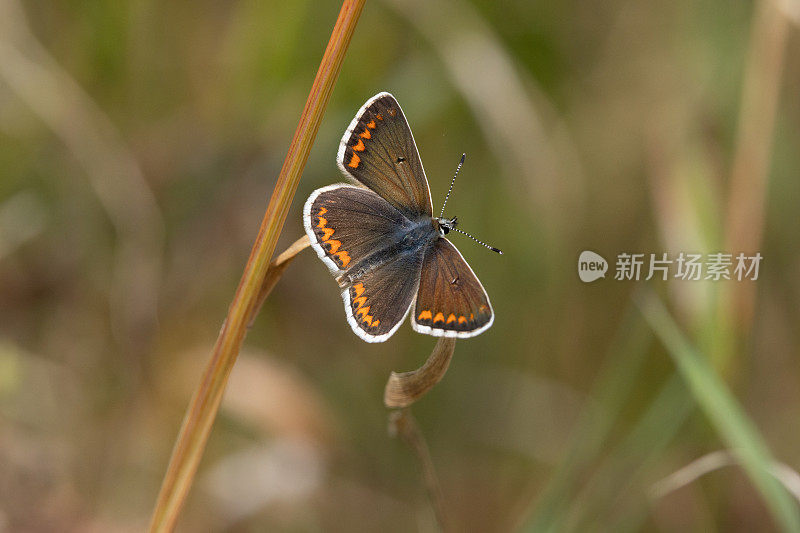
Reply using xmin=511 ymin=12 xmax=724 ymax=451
xmin=147 ymin=2 xmax=366 ymax=531
xmin=384 ymin=337 xmax=456 ymax=408
xmin=385 ymin=338 xmax=457 ymax=532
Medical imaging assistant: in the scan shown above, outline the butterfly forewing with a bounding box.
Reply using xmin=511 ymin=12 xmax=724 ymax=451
xmin=304 ymin=184 xmax=410 ymax=273
xmin=337 ymin=92 xmax=433 ymax=218
xmin=411 ymin=238 xmax=494 ymax=338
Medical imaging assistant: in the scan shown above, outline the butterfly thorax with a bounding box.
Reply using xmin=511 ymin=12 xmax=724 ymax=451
xmin=336 ymin=217 xmax=438 ymax=288
xmin=434 ymin=216 xmax=458 ymax=236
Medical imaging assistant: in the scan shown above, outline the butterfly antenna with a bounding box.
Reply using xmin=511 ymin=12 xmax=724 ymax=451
xmin=440 ymin=153 xmax=465 ymax=218
xmin=451 ymin=226 xmax=503 ymax=255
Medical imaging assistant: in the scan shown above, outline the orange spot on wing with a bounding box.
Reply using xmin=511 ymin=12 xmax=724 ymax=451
xmin=366 ymin=120 xmax=376 ymax=129
xmin=359 ymin=129 xmax=371 ymax=139
xmin=479 ymin=305 xmax=489 ymax=313
xmin=335 ymin=250 xmax=351 ymax=267
xmin=320 ymin=227 xmax=335 ymax=240
xmin=372 ymin=319 xmax=380 ymax=327
xmin=433 ymin=312 xmax=445 ymax=324
xmin=352 ymin=296 xmax=366 ymax=308
xmin=317 ymin=207 xmax=327 ymax=215
xmin=446 ymin=313 xmax=457 ymax=324
xmin=356 ymin=305 xmax=371 ymax=318
xmin=348 ymin=154 xmax=360 ymax=168
xmin=376 ymin=113 xmax=383 ymax=120
xmin=418 ymin=310 xmax=432 ymax=321
xmin=470 ymin=313 xmax=475 ymax=321
xmin=325 ymin=239 xmax=341 ymax=253
xmin=458 ymin=316 xmax=468 ymax=325
xmin=388 ymin=108 xmax=397 ymax=117
xmin=353 ymin=139 xmax=365 ymax=151
xmin=316 ymin=216 xmax=327 ymax=228
xmin=352 ymin=283 xmax=365 ymax=298
xmin=362 ymin=314 xmax=373 ymax=327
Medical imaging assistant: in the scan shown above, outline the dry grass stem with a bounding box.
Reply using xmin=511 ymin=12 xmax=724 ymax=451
xmin=147 ymin=2 xmax=366 ymax=531
xmin=724 ymin=0 xmax=789 ymax=329
xmin=384 ymin=337 xmax=456 ymax=408
xmin=248 ymin=235 xmax=311 ymax=327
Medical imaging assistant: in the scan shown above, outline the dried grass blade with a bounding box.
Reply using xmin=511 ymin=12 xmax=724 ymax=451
xmin=147 ymin=2 xmax=366 ymax=531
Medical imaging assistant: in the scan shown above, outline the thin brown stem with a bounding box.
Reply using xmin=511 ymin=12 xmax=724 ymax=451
xmin=147 ymin=2 xmax=366 ymax=531
xmin=389 ymin=409 xmax=451 ymax=532
xmin=385 ymin=338 xmax=457 ymax=531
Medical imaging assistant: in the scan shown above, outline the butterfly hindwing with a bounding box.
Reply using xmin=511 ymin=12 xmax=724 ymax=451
xmin=337 ymin=92 xmax=433 ymax=218
xmin=304 ymin=184 xmax=410 ymax=273
xmin=411 ymin=238 xmax=494 ymax=338
xmin=304 ymin=183 xmax=425 ymax=342
xmin=343 ymin=250 xmax=425 ymax=342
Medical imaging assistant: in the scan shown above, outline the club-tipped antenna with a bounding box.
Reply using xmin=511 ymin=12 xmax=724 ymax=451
xmin=451 ymin=226 xmax=503 ymax=254
xmin=440 ymin=153 xmax=465 ymax=218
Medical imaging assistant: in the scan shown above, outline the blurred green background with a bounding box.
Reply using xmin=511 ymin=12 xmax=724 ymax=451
xmin=1 ymin=0 xmax=800 ymax=531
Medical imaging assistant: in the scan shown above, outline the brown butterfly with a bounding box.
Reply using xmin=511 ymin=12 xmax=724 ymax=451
xmin=303 ymin=93 xmax=499 ymax=342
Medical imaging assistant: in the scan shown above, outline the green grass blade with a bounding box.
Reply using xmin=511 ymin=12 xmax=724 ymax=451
xmin=636 ymin=290 xmax=800 ymax=532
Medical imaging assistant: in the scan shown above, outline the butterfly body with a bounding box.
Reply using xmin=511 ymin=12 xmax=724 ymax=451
xmin=303 ymin=92 xmax=494 ymax=343
xmin=335 ymin=216 xmax=437 ymax=288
